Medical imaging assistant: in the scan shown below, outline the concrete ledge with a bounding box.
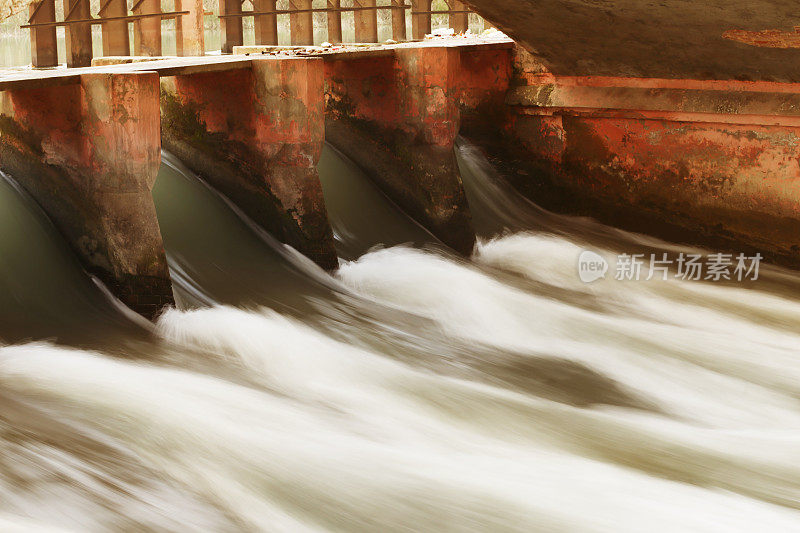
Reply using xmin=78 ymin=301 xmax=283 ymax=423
xmin=507 ymin=84 xmax=800 ymax=126
xmin=92 ymin=56 xmax=178 ymax=66
xmin=0 ymin=56 xmax=254 ymax=92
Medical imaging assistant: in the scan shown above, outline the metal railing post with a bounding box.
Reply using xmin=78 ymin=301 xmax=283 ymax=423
xmin=354 ymin=0 xmax=378 ymax=43
xmin=411 ymin=0 xmax=431 ymax=40
xmin=326 ymin=0 xmax=342 ymax=44
xmin=133 ymin=0 xmax=163 ymax=55
xmin=99 ymin=0 xmax=130 ymax=56
xmin=448 ymin=0 xmax=468 ymax=33
xmin=219 ymin=0 xmax=243 ymax=53
xmin=391 ymin=0 xmax=406 ymax=41
xmin=289 ymin=0 xmax=314 ymax=45
xmin=176 ymin=0 xmax=205 ymax=55
xmin=65 ymin=0 xmax=92 ymax=66
xmin=253 ymin=0 xmax=278 ymax=45
xmin=28 ymin=0 xmax=58 ymax=67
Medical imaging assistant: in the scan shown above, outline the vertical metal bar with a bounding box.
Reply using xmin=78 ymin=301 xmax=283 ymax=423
xmin=65 ymin=0 xmax=92 ymax=67
xmin=448 ymin=0 xmax=468 ymax=33
xmin=253 ymin=0 xmax=278 ymax=45
xmin=354 ymin=0 xmax=377 ymax=43
xmin=326 ymin=0 xmax=342 ymax=44
xmin=28 ymin=0 xmax=58 ymax=67
xmin=289 ymin=0 xmax=314 ymax=45
xmin=100 ymin=0 xmax=130 ymax=56
xmin=133 ymin=0 xmax=163 ymax=56
xmin=219 ymin=0 xmax=243 ymax=53
xmin=390 ymin=0 xmax=406 ymax=41
xmin=411 ymin=0 xmax=430 ymax=40
xmin=176 ymin=0 xmax=205 ymax=56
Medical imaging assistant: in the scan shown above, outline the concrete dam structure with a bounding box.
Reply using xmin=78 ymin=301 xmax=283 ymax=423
xmin=2 ymin=0 xmax=800 ymax=318
xmin=5 ymin=2 xmax=800 ymax=531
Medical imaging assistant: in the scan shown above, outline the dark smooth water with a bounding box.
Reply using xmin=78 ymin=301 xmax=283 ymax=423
xmin=317 ymin=143 xmax=439 ymax=260
xmin=0 ymin=172 xmax=149 ymax=346
xmin=153 ymin=151 xmax=341 ymax=314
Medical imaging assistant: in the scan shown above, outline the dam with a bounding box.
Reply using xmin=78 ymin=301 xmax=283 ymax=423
xmin=2 ymin=1 xmax=800 ymax=531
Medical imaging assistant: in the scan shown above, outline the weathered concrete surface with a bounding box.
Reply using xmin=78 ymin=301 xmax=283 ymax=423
xmin=493 ymin=47 xmax=800 ymax=266
xmin=0 ymin=72 xmax=174 ymax=318
xmin=456 ymin=45 xmax=513 ymax=134
xmin=324 ymin=46 xmax=477 ymax=254
xmin=465 ymin=0 xmax=800 ymax=82
xmin=160 ymin=57 xmax=338 ymax=269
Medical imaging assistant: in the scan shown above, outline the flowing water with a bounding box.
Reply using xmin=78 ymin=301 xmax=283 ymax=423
xmin=2 ymin=140 xmax=800 ymax=531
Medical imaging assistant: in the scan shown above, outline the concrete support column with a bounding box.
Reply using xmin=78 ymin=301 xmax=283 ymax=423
xmin=133 ymin=0 xmax=163 ymax=56
xmin=290 ymin=0 xmax=314 ymax=45
xmin=176 ymin=0 xmax=205 ymax=56
xmin=29 ymin=0 xmax=58 ymax=68
xmin=0 ymin=72 xmax=174 ymax=319
xmin=160 ymin=57 xmax=338 ymax=269
xmin=323 ymin=46 xmax=476 ymax=254
xmin=253 ymin=0 xmax=278 ymax=45
xmin=354 ymin=0 xmax=378 ymax=43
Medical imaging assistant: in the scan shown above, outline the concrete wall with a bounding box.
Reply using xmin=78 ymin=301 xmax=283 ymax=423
xmin=495 ymin=47 xmax=800 ymax=266
xmin=324 ymin=46 xmax=475 ymax=254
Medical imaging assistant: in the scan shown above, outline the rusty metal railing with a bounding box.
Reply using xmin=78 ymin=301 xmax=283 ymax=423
xmin=22 ymin=0 xmax=482 ymax=68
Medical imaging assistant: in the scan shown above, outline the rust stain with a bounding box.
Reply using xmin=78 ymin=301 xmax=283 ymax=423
xmin=723 ymin=28 xmax=800 ymax=49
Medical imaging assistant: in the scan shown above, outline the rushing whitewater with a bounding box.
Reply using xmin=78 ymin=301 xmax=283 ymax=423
xmin=2 ymin=140 xmax=800 ymax=531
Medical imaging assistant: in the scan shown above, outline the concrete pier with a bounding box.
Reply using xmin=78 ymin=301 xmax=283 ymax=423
xmin=324 ymin=45 xmax=476 ymax=254
xmin=0 ymin=55 xmax=340 ymax=317
xmin=318 ymin=40 xmax=515 ymax=255
xmin=160 ymin=57 xmax=338 ymax=270
xmin=0 ymin=71 xmax=173 ymax=318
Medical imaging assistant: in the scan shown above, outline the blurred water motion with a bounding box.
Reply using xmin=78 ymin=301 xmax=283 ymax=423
xmin=1 ymin=140 xmax=800 ymax=531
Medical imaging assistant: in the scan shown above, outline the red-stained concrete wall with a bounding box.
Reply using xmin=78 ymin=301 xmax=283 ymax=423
xmin=161 ymin=57 xmax=337 ymax=269
xmin=456 ymin=46 xmax=513 ymax=131
xmin=325 ymin=47 xmax=463 ymax=146
xmin=502 ymin=47 xmax=800 ymax=263
xmin=0 ymin=72 xmax=173 ymax=318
